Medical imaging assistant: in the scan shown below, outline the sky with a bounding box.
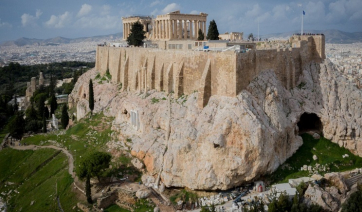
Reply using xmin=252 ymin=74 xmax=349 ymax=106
xmin=0 ymin=0 xmax=361 ymax=43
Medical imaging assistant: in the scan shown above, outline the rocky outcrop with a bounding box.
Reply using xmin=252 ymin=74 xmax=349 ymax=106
xmin=69 ymin=60 xmax=362 ymax=190
xmin=304 ymin=184 xmax=340 ymax=211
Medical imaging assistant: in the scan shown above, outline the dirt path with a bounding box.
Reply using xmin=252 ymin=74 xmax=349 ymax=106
xmin=9 ymin=145 xmax=75 ymax=178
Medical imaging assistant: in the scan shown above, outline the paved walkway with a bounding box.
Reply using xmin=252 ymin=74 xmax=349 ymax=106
xmin=9 ymin=144 xmax=75 ymax=178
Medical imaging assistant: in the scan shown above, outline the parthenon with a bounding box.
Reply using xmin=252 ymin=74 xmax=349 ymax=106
xmin=122 ymin=10 xmax=208 ymax=41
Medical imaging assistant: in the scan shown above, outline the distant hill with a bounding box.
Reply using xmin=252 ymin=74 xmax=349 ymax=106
xmin=1 ymin=33 xmax=123 ymax=47
xmin=262 ymin=29 xmax=362 ymax=44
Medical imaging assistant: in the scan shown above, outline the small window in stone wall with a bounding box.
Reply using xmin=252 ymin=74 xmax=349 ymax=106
xmin=130 ymin=110 xmax=140 ymax=130
xmin=188 ymin=44 xmax=192 ymax=49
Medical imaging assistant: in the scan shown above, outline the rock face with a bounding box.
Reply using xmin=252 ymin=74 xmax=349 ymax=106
xmin=304 ymin=184 xmax=340 ymax=211
xmin=69 ymin=60 xmax=362 ymax=190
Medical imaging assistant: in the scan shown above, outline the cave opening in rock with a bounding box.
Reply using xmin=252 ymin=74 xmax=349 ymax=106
xmin=297 ymin=113 xmax=323 ymax=134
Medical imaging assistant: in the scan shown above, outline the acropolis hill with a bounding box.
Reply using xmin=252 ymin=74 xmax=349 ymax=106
xmin=69 ymin=11 xmax=362 ymax=190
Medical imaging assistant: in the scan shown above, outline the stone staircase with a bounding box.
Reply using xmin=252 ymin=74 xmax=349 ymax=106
xmin=345 ymin=173 xmax=362 ymax=188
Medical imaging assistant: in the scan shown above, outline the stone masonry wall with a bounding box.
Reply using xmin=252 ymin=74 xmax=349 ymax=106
xmin=95 ymin=35 xmax=324 ymax=108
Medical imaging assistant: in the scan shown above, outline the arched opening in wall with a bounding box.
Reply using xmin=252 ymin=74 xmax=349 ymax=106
xmin=297 ymin=113 xmax=323 ymax=134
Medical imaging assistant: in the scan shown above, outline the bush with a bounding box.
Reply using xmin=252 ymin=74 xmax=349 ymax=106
xmin=342 ymin=183 xmax=362 ymax=212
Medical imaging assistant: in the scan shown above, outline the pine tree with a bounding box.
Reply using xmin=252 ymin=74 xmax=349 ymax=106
xmin=42 ymin=113 xmax=47 ymax=133
xmin=206 ymin=20 xmax=219 ymax=40
xmin=50 ymin=94 xmax=57 ymax=116
xmin=126 ymin=21 xmax=146 ymax=47
xmin=61 ymin=104 xmax=69 ymax=129
xmin=197 ymin=29 xmax=204 ymax=40
xmin=9 ymin=112 xmax=25 ymax=139
xmin=89 ymin=79 xmax=94 ymax=115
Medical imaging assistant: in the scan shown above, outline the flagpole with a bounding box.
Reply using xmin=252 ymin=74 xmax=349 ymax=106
xmin=257 ymin=19 xmax=259 ymax=41
xmin=301 ymin=11 xmax=304 ymax=35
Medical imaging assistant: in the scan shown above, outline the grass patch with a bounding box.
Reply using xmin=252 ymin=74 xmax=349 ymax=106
xmin=268 ymin=133 xmax=362 ymax=184
xmin=134 ymin=199 xmax=155 ymax=212
xmin=170 ymin=189 xmax=198 ymax=205
xmin=0 ymin=148 xmax=79 ymax=212
xmin=21 ymin=112 xmax=114 ymax=168
xmin=104 ymin=204 xmax=130 ymax=212
xmin=297 ymin=82 xmax=306 ymax=89
xmin=151 ymin=97 xmax=159 ymax=104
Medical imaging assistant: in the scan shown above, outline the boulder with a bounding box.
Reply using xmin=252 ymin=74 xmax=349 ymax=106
xmin=303 ymin=184 xmax=339 ymax=212
xmin=131 ymin=158 xmax=144 ymax=170
xmin=313 ymin=133 xmax=320 ymax=140
xmin=324 ymin=172 xmax=348 ymax=194
xmin=136 ymin=189 xmax=151 ymax=199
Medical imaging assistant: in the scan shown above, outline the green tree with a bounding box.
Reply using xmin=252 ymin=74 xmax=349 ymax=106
xmin=34 ymin=93 xmax=47 ymax=118
xmin=342 ymin=184 xmax=362 ymax=212
xmin=9 ymin=112 xmax=25 ymax=139
xmin=42 ymin=113 xmax=47 ymax=133
xmin=77 ymin=151 xmax=112 ymax=204
xmin=126 ymin=21 xmax=146 ymax=47
xmin=197 ymin=29 xmax=205 ymax=40
xmin=61 ymin=104 xmax=69 ymax=129
xmin=277 ymin=192 xmax=292 ymax=212
xmin=25 ymin=103 xmax=37 ymax=121
xmin=206 ymin=20 xmax=219 ymax=40
xmin=50 ymin=93 xmax=58 ymax=115
xmin=89 ymin=79 xmax=94 ymax=115
xmin=248 ymin=33 xmax=254 ymax=41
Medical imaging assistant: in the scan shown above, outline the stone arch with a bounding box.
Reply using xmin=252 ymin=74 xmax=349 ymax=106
xmin=297 ymin=112 xmax=323 ymax=134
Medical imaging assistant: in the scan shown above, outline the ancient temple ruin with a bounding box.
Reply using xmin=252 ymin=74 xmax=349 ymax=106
xmin=122 ymin=10 xmax=208 ymax=41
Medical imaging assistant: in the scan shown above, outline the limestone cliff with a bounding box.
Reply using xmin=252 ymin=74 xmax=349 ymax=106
xmin=68 ymin=60 xmax=362 ymax=190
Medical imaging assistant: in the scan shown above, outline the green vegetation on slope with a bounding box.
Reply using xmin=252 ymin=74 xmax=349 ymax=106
xmin=21 ymin=112 xmax=113 ymax=168
xmin=268 ymin=133 xmax=362 ymax=184
xmin=0 ymin=148 xmax=79 ymax=212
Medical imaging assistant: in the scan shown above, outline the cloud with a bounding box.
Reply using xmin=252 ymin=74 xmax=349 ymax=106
xmin=151 ymin=9 xmax=159 ymax=16
xmin=0 ymin=19 xmax=12 ymax=28
xmin=45 ymin=11 xmax=71 ymax=28
xmin=162 ymin=3 xmax=181 ymax=14
xmin=101 ymin=5 xmax=111 ymax=16
xmin=190 ymin=10 xmax=200 ymax=15
xmin=75 ymin=15 xmax=121 ymax=30
xmin=21 ymin=9 xmax=42 ymax=27
xmin=150 ymin=0 xmax=162 ymax=7
xmin=245 ymin=4 xmax=262 ymax=18
xmin=77 ymin=4 xmax=92 ymax=17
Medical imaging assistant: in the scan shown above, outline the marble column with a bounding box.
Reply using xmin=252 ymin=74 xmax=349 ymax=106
xmin=123 ymin=24 xmax=125 ymax=39
xmin=183 ymin=20 xmax=187 ymax=39
xmin=168 ymin=20 xmax=172 ymax=40
xmin=165 ymin=20 xmax=169 ymax=39
xmin=189 ymin=20 xmax=194 ymax=39
xmin=158 ymin=20 xmax=161 ymax=39
xmin=203 ymin=21 xmax=206 ymax=37
xmin=177 ymin=20 xmax=181 ymax=39
xmin=173 ymin=20 xmax=177 ymax=39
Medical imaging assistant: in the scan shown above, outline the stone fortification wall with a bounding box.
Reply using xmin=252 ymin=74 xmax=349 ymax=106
xmin=96 ymin=47 xmax=236 ymax=107
xmin=95 ymin=35 xmax=325 ymax=107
